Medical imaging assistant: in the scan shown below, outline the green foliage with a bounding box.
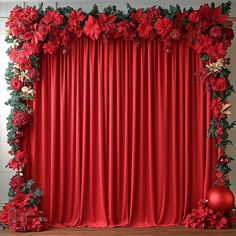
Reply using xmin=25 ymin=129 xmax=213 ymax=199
xmin=22 ymin=179 xmax=34 ymax=194
xmin=221 ymin=1 xmax=231 ymax=15
xmin=8 ymin=188 xmax=16 ymax=198
xmin=89 ymin=4 xmax=99 ymax=18
xmin=201 ymin=54 xmax=210 ymax=62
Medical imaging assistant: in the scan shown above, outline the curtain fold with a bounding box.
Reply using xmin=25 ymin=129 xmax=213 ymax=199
xmin=24 ymin=38 xmax=218 ymax=227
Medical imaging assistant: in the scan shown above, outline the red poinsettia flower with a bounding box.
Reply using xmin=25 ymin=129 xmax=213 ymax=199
xmin=43 ymin=39 xmax=60 ymax=54
xmin=137 ymin=22 xmax=153 ymax=38
xmin=154 ymin=17 xmax=173 ymax=38
xmin=0 ymin=201 xmax=14 ymax=225
xmin=116 ymin=20 xmax=136 ymax=40
xmin=22 ymin=42 xmax=40 ymax=58
xmin=10 ymin=175 xmax=25 ymax=193
xmin=212 ymin=6 xmax=229 ymax=24
xmin=8 ymin=151 xmax=30 ymax=171
xmin=210 ymin=77 xmax=228 ymax=92
xmin=99 ymin=13 xmax=116 ymax=35
xmin=84 ymin=15 xmax=101 ymax=40
xmin=11 ymin=78 xmax=23 ymax=91
xmin=131 ymin=9 xmax=148 ymax=24
xmin=59 ymin=28 xmax=72 ymax=47
xmin=206 ymin=42 xmax=226 ymax=61
xmin=146 ymin=7 xmax=161 ymax=22
xmin=41 ymin=10 xmax=64 ymax=26
xmin=68 ymin=10 xmax=86 ymax=38
xmin=192 ymin=35 xmax=213 ymax=55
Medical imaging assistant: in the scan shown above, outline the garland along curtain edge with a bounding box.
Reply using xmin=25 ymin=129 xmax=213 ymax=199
xmin=0 ymin=1 xmax=235 ymax=231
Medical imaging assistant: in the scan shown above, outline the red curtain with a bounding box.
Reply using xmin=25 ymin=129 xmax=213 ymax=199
xmin=24 ymin=38 xmax=218 ymax=227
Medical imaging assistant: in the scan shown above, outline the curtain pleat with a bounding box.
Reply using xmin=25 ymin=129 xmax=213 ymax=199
xmin=24 ymin=38 xmax=218 ymax=227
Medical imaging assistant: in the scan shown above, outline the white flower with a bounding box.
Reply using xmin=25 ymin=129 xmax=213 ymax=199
xmin=206 ymin=58 xmax=224 ymax=73
xmin=21 ymin=86 xmax=29 ymax=93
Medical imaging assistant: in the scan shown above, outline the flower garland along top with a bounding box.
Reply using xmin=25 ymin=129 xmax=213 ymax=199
xmin=0 ymin=1 xmax=235 ymax=232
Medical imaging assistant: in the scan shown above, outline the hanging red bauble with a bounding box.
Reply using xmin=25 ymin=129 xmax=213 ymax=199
xmin=207 ymin=186 xmax=235 ymax=213
xmin=166 ymin=48 xmax=172 ymax=53
xmin=219 ymin=156 xmax=229 ymax=165
xmin=15 ymin=139 xmax=21 ymax=144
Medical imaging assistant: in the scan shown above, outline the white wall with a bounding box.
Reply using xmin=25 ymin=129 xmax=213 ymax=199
xmin=0 ymin=0 xmax=236 ymax=206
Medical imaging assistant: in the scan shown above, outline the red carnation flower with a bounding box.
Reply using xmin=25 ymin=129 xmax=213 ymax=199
xmin=13 ymin=110 xmax=31 ymax=128
xmin=154 ymin=17 xmax=172 ymax=37
xmin=10 ymin=175 xmax=25 ymax=193
xmin=9 ymin=151 xmax=30 ymax=171
xmin=210 ymin=26 xmax=222 ymax=38
xmin=11 ymin=78 xmax=23 ymax=91
xmin=188 ymin=11 xmax=201 ymax=23
xmin=41 ymin=10 xmax=64 ymax=26
xmin=84 ymin=15 xmax=101 ymax=40
xmin=210 ymin=77 xmax=228 ymax=92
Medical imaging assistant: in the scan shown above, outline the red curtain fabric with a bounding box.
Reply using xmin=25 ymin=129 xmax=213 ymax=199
xmin=24 ymin=38 xmax=218 ymax=227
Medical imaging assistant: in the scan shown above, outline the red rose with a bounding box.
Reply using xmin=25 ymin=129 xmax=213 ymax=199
xmin=188 ymin=11 xmax=201 ymax=23
xmin=84 ymin=16 xmax=101 ymax=40
xmin=13 ymin=110 xmax=31 ymax=128
xmin=11 ymin=78 xmax=23 ymax=91
xmin=19 ymin=57 xmax=33 ymax=71
xmin=210 ymin=77 xmax=228 ymax=92
xmin=10 ymin=175 xmax=25 ymax=193
xmin=154 ymin=17 xmax=172 ymax=37
xmin=210 ymin=26 xmax=222 ymax=38
xmin=170 ymin=28 xmax=182 ymax=40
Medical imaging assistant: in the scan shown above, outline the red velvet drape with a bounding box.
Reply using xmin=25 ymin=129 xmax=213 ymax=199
xmin=24 ymin=38 xmax=218 ymax=227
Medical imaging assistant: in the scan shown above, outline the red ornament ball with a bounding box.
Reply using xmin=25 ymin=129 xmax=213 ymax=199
xmin=15 ymin=139 xmax=21 ymax=144
xmin=166 ymin=48 xmax=172 ymax=53
xmin=219 ymin=156 xmax=229 ymax=165
xmin=207 ymin=186 xmax=235 ymax=213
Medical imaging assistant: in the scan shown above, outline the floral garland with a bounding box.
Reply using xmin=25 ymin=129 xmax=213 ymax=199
xmin=0 ymin=1 xmax=235 ymax=232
